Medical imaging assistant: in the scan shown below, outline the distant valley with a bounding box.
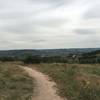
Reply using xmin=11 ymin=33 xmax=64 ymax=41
xmin=0 ymin=48 xmax=100 ymax=58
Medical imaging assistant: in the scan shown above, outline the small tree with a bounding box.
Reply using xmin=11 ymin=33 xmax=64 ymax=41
xmin=23 ymin=54 xmax=33 ymax=64
xmin=23 ymin=54 xmax=41 ymax=64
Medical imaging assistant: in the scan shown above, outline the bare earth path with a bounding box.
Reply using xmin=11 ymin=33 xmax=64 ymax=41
xmin=19 ymin=66 xmax=65 ymax=100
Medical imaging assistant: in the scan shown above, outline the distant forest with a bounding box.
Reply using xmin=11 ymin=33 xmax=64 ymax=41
xmin=0 ymin=49 xmax=100 ymax=64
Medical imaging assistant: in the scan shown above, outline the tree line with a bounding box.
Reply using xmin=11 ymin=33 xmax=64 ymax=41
xmin=0 ymin=52 xmax=100 ymax=64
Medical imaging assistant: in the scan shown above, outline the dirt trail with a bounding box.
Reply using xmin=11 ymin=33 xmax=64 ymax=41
xmin=19 ymin=66 xmax=65 ymax=100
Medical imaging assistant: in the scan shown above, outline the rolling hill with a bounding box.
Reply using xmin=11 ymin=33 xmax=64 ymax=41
xmin=0 ymin=48 xmax=99 ymax=58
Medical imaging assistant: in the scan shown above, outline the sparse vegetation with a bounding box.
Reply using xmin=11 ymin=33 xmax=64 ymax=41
xmin=29 ymin=63 xmax=100 ymax=100
xmin=0 ymin=62 xmax=33 ymax=100
xmin=0 ymin=49 xmax=100 ymax=100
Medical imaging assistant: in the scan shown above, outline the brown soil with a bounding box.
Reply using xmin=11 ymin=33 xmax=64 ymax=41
xmin=19 ymin=66 xmax=65 ymax=100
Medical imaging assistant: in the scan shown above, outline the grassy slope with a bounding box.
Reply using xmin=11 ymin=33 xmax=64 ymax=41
xmin=29 ymin=63 xmax=100 ymax=100
xmin=0 ymin=62 xmax=33 ymax=100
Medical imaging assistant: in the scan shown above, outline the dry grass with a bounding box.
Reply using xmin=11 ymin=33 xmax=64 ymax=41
xmin=0 ymin=62 xmax=33 ymax=100
xmin=29 ymin=63 xmax=100 ymax=100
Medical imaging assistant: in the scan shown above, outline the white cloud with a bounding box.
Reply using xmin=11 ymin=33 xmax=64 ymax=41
xmin=0 ymin=0 xmax=100 ymax=49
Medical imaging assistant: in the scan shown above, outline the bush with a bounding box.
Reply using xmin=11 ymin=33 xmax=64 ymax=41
xmin=78 ymin=82 xmax=100 ymax=100
xmin=23 ymin=55 xmax=41 ymax=64
xmin=23 ymin=55 xmax=33 ymax=64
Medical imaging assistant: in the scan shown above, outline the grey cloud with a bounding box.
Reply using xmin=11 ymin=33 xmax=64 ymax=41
xmin=84 ymin=7 xmax=100 ymax=19
xmin=3 ymin=24 xmax=33 ymax=34
xmin=83 ymin=0 xmax=100 ymax=19
xmin=29 ymin=0 xmax=72 ymax=4
xmin=0 ymin=0 xmax=99 ymax=49
xmin=0 ymin=0 xmax=74 ymax=35
xmin=0 ymin=19 xmax=33 ymax=34
xmin=74 ymin=29 xmax=97 ymax=35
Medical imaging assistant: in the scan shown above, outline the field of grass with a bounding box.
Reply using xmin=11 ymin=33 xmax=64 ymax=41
xmin=29 ymin=63 xmax=100 ymax=100
xmin=0 ymin=62 xmax=33 ymax=100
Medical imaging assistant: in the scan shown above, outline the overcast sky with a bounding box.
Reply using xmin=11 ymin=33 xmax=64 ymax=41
xmin=0 ymin=0 xmax=100 ymax=50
